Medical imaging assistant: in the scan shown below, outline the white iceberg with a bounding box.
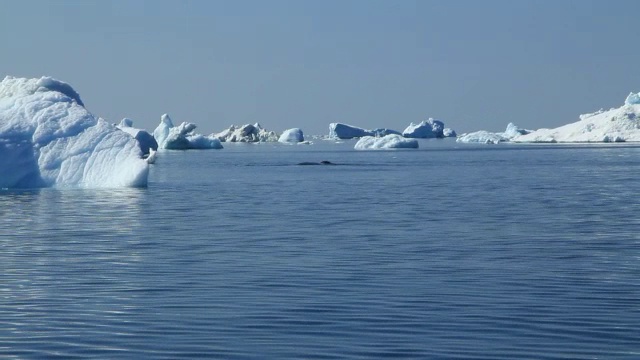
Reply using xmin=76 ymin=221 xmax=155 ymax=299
xmin=443 ymin=128 xmax=457 ymax=137
xmin=514 ymin=94 xmax=640 ymax=143
xmin=371 ymin=128 xmax=402 ymax=137
xmin=457 ymin=123 xmax=530 ymax=144
xmin=329 ymin=123 xmax=375 ymax=139
xmin=456 ymin=131 xmax=506 ymax=144
xmin=0 ymin=76 xmax=148 ymax=188
xmin=116 ymin=118 xmax=158 ymax=155
xmin=354 ymin=134 xmax=419 ymax=150
xmin=153 ymin=114 xmax=223 ymax=150
xmin=213 ymin=123 xmax=279 ymax=142
xmin=402 ymin=119 xmax=445 ymax=138
xmin=278 ymin=128 xmax=304 ymax=143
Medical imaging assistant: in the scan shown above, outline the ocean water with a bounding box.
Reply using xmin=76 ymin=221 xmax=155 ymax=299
xmin=1 ymin=139 xmax=639 ymax=359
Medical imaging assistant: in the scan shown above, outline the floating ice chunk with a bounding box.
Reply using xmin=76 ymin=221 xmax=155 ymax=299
xmin=625 ymin=92 xmax=640 ymax=105
xmin=116 ymin=118 xmax=158 ymax=155
xmin=153 ymin=114 xmax=223 ymax=149
xmin=278 ymin=128 xmax=304 ymax=143
xmin=402 ymin=119 xmax=445 ymax=138
xmin=153 ymin=114 xmax=174 ymax=149
xmin=354 ymin=134 xmax=419 ymax=150
xmin=502 ymin=122 xmax=531 ymax=139
xmin=443 ymin=128 xmax=457 ymax=137
xmin=371 ymin=128 xmax=402 ymax=137
xmin=456 ymin=131 xmax=506 ymax=144
xmin=0 ymin=76 xmax=148 ymax=188
xmin=329 ymin=123 xmax=375 ymax=139
xmin=457 ymin=123 xmax=530 ymax=144
xmin=213 ymin=123 xmax=279 ymax=142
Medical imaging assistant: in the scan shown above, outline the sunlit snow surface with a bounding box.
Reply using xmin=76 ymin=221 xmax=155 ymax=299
xmin=0 ymin=76 xmax=148 ymax=188
xmin=213 ymin=123 xmax=279 ymax=143
xmin=457 ymin=123 xmax=530 ymax=144
xmin=514 ymin=99 xmax=640 ymax=143
xmin=153 ymin=114 xmax=223 ymax=149
xmin=354 ymin=134 xmax=419 ymax=150
xmin=116 ymin=118 xmax=157 ymax=155
xmin=459 ymin=93 xmax=640 ymax=144
xmin=278 ymin=128 xmax=304 ymax=143
xmin=402 ymin=118 xmax=445 ymax=138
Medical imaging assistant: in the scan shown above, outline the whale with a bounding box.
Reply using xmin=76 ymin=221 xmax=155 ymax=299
xmin=297 ymin=161 xmax=335 ymax=166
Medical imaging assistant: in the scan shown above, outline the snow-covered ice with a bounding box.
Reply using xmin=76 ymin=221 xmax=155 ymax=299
xmin=116 ymin=118 xmax=158 ymax=155
xmin=459 ymin=93 xmax=640 ymax=144
xmin=329 ymin=123 xmax=375 ymax=139
xmin=371 ymin=128 xmax=402 ymax=137
xmin=213 ymin=123 xmax=279 ymax=142
xmin=443 ymin=128 xmax=457 ymax=138
xmin=354 ymin=134 xmax=419 ymax=150
xmin=402 ymin=119 xmax=445 ymax=138
xmin=514 ymin=94 xmax=640 ymax=143
xmin=278 ymin=128 xmax=304 ymax=143
xmin=0 ymin=76 xmax=149 ymax=188
xmin=457 ymin=123 xmax=530 ymax=144
xmin=153 ymin=114 xmax=223 ymax=150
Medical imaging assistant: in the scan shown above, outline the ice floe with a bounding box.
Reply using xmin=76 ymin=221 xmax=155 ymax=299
xmin=354 ymin=134 xmax=419 ymax=150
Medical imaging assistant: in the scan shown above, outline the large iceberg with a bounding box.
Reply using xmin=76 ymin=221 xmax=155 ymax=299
xmin=278 ymin=128 xmax=304 ymax=143
xmin=153 ymin=114 xmax=223 ymax=150
xmin=402 ymin=118 xmax=445 ymax=138
xmin=329 ymin=123 xmax=375 ymax=139
xmin=514 ymin=94 xmax=640 ymax=143
xmin=116 ymin=118 xmax=158 ymax=155
xmin=0 ymin=76 xmax=149 ymax=188
xmin=457 ymin=123 xmax=530 ymax=144
xmin=354 ymin=134 xmax=419 ymax=150
xmin=213 ymin=123 xmax=278 ymax=142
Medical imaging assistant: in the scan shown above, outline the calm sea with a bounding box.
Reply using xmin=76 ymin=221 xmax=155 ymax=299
xmin=1 ymin=139 xmax=639 ymax=359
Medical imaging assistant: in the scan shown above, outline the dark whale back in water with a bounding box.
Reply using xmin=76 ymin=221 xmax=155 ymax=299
xmin=297 ymin=161 xmax=335 ymax=166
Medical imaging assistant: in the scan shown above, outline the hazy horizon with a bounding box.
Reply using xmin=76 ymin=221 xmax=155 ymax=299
xmin=3 ymin=0 xmax=640 ymax=135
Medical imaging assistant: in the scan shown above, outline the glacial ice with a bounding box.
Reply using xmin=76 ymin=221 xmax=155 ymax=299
xmin=443 ymin=128 xmax=457 ymax=138
xmin=330 ymin=120 xmax=454 ymax=140
xmin=456 ymin=123 xmax=530 ymax=144
xmin=278 ymin=128 xmax=305 ymax=143
xmin=515 ymin=94 xmax=640 ymax=143
xmin=354 ymin=134 xmax=419 ymax=150
xmin=153 ymin=114 xmax=223 ymax=150
xmin=625 ymin=92 xmax=640 ymax=105
xmin=116 ymin=118 xmax=158 ymax=155
xmin=213 ymin=123 xmax=279 ymax=142
xmin=402 ymin=119 xmax=445 ymax=138
xmin=0 ymin=76 xmax=149 ymax=188
xmin=329 ymin=123 xmax=375 ymax=139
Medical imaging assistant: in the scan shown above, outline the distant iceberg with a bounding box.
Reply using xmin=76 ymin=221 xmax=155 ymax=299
xmin=514 ymin=94 xmax=640 ymax=143
xmin=402 ymin=119 xmax=445 ymax=138
xmin=116 ymin=118 xmax=158 ymax=155
xmin=371 ymin=128 xmax=402 ymax=137
xmin=354 ymin=134 xmax=419 ymax=150
xmin=329 ymin=123 xmax=375 ymax=139
xmin=330 ymin=120 xmax=454 ymax=140
xmin=443 ymin=128 xmax=457 ymax=137
xmin=457 ymin=123 xmax=530 ymax=144
xmin=278 ymin=128 xmax=304 ymax=143
xmin=213 ymin=123 xmax=278 ymax=142
xmin=153 ymin=114 xmax=223 ymax=150
xmin=0 ymin=76 xmax=148 ymax=188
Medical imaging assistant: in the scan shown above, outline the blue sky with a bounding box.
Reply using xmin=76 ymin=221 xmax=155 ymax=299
xmin=2 ymin=0 xmax=640 ymax=135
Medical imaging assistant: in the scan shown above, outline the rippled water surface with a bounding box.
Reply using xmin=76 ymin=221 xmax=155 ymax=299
xmin=2 ymin=140 xmax=640 ymax=359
